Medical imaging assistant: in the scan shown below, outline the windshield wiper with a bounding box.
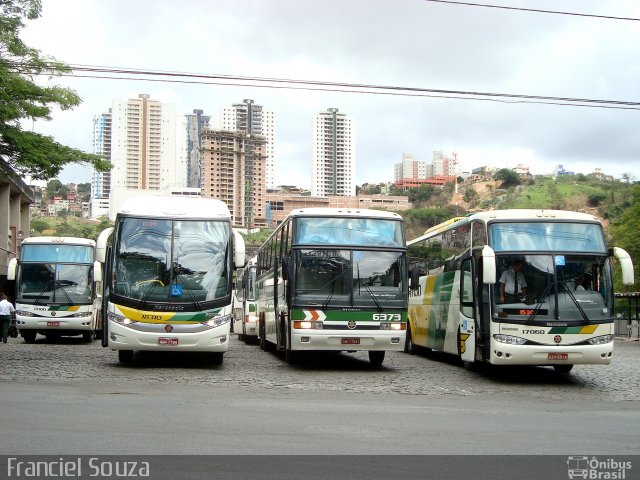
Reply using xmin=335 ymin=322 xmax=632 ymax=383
xmin=55 ymin=280 xmax=74 ymax=304
xmin=321 ymin=271 xmax=344 ymax=310
xmin=559 ymin=280 xmax=590 ymax=323
xmin=137 ymin=279 xmax=164 ymax=310
xmin=526 ymin=274 xmax=553 ymax=324
xmin=173 ymin=270 xmax=203 ymax=311
xmin=357 ymin=265 xmax=383 ymax=312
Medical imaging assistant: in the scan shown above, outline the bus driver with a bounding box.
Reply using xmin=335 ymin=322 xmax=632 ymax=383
xmin=499 ymin=259 xmax=528 ymax=303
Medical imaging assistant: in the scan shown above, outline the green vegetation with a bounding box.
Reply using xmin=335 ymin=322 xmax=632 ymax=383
xmin=0 ymin=0 xmax=110 ymax=180
xmin=30 ymin=215 xmax=112 ymax=241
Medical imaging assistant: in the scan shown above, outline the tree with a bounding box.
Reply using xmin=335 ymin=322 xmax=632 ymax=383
xmin=493 ymin=169 xmax=520 ymax=188
xmin=0 ymin=0 xmax=110 ymax=180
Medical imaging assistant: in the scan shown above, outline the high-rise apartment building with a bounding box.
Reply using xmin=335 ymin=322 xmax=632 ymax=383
xmin=432 ymin=151 xmax=459 ymax=177
xmin=221 ymin=99 xmax=275 ymax=189
xmin=90 ymin=111 xmax=112 ymax=218
xmin=185 ymin=109 xmax=211 ymax=189
xmin=200 ymin=128 xmax=266 ymax=228
xmin=311 ymin=108 xmax=355 ymax=197
xmin=393 ymin=153 xmax=431 ymax=182
xmin=109 ymin=94 xmax=183 ymax=194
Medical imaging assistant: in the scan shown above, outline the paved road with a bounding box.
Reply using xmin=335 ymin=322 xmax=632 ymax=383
xmin=0 ymin=335 xmax=639 ymax=456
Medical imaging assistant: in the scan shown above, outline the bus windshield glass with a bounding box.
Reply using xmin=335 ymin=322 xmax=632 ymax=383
xmin=112 ymin=217 xmax=231 ymax=306
xmin=294 ymin=249 xmax=406 ymax=308
xmin=493 ymin=253 xmax=613 ymax=324
xmin=21 ymin=244 xmax=94 ymax=263
xmin=489 ymin=222 xmax=607 ymax=253
xmin=294 ymin=217 xmax=404 ymax=248
xmin=16 ymin=263 xmax=93 ymax=305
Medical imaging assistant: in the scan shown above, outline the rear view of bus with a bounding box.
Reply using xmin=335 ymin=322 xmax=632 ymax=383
xmin=7 ymin=237 xmax=99 ymax=343
xmin=97 ymin=195 xmax=245 ymax=365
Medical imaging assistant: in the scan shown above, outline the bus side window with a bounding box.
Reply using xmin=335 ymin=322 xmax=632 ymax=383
xmin=460 ymin=258 xmax=474 ymax=318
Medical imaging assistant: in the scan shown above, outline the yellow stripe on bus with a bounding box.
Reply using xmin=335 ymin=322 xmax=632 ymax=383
xmin=117 ymin=305 xmax=178 ymax=323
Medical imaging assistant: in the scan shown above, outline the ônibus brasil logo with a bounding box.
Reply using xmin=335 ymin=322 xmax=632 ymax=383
xmin=567 ymin=456 xmax=632 ymax=480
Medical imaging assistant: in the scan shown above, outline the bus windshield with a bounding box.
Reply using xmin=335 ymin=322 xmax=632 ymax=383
xmin=490 ymin=221 xmax=607 ymax=253
xmin=294 ymin=249 xmax=406 ymax=308
xmin=294 ymin=217 xmax=404 ymax=248
xmin=16 ymin=263 xmax=93 ymax=305
xmin=112 ymin=217 xmax=231 ymax=306
xmin=493 ymin=253 xmax=613 ymax=324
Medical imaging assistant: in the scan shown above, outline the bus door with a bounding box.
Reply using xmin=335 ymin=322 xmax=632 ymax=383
xmin=459 ymin=257 xmax=476 ymax=362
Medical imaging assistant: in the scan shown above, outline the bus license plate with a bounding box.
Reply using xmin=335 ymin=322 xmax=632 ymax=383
xmin=47 ymin=321 xmax=60 ymax=327
xmin=158 ymin=337 xmax=179 ymax=346
xmin=548 ymin=353 xmax=568 ymax=360
xmin=341 ymin=338 xmax=360 ymax=345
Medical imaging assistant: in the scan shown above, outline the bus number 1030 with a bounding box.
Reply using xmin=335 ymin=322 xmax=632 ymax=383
xmin=373 ymin=314 xmax=402 ymax=321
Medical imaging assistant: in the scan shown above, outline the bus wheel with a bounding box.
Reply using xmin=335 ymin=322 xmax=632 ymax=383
xmin=118 ymin=350 xmax=134 ymax=364
xmin=82 ymin=332 xmax=93 ymax=343
xmin=553 ymin=364 xmax=573 ymax=374
xmin=94 ymin=329 xmax=102 ymax=340
xmin=21 ymin=330 xmax=36 ymax=344
xmin=209 ymin=352 xmax=224 ymax=366
xmin=368 ymin=351 xmax=385 ymax=368
xmin=404 ymin=327 xmax=415 ymax=355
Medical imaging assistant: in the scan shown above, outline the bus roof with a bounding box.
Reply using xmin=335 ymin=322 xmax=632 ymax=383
xmin=117 ymin=195 xmax=231 ymax=220
xmin=21 ymin=236 xmax=96 ymax=247
xmin=287 ymin=207 xmax=402 ymax=220
xmin=408 ymin=209 xmax=602 ymax=246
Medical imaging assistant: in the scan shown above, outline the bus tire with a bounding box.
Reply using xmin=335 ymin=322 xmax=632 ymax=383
xmin=404 ymin=326 xmax=415 ymax=355
xmin=209 ymin=352 xmax=224 ymax=366
xmin=118 ymin=350 xmax=134 ymax=364
xmin=553 ymin=364 xmax=573 ymax=374
xmin=368 ymin=350 xmax=385 ymax=368
xmin=21 ymin=330 xmax=36 ymax=343
xmin=82 ymin=332 xmax=93 ymax=343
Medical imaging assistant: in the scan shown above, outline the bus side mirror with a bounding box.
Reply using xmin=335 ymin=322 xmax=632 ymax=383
xmin=481 ymin=245 xmax=496 ymax=285
xmin=96 ymin=227 xmax=114 ymax=263
xmin=233 ymin=230 xmax=246 ymax=269
xmin=93 ymin=261 xmax=103 ymax=283
xmin=7 ymin=258 xmax=17 ymax=281
xmin=613 ymin=247 xmax=634 ymax=285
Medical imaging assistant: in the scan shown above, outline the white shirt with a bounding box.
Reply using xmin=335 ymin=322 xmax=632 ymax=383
xmin=0 ymin=299 xmax=15 ymax=316
xmin=499 ymin=268 xmax=527 ymax=295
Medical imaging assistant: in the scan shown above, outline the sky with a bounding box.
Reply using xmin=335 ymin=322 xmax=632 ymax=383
xmin=20 ymin=0 xmax=640 ymax=188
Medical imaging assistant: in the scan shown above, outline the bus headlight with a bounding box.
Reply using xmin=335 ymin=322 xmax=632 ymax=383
xmin=293 ymin=321 xmax=323 ymax=329
xmin=380 ymin=322 xmax=406 ymax=331
xmin=245 ymin=315 xmax=259 ymax=323
xmin=205 ymin=315 xmax=231 ymax=327
xmin=15 ymin=310 xmax=35 ymax=317
xmin=587 ymin=334 xmax=614 ymax=345
xmin=107 ymin=311 xmax=133 ymax=325
xmin=69 ymin=311 xmax=92 ymax=318
xmin=493 ymin=334 xmax=527 ymax=345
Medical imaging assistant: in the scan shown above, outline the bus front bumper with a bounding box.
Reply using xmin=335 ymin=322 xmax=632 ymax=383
xmin=291 ymin=330 xmax=406 ymax=352
xmin=490 ymin=342 xmax=614 ymax=366
xmin=107 ymin=321 xmax=230 ymax=352
xmin=16 ymin=316 xmax=94 ymax=332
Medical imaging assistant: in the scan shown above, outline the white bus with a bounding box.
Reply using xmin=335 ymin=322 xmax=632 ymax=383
xmin=406 ymin=209 xmax=634 ymax=373
xmin=96 ymin=195 xmax=245 ymax=364
xmin=7 ymin=236 xmax=101 ymax=343
xmin=256 ymin=208 xmax=408 ymax=367
xmin=233 ymin=255 xmax=258 ymax=342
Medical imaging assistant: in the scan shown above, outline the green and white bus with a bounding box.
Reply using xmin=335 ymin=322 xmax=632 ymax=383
xmin=8 ymin=236 xmax=101 ymax=343
xmin=233 ymin=255 xmax=258 ymax=342
xmin=96 ymin=194 xmax=245 ymax=364
xmin=256 ymin=208 xmax=408 ymax=367
xmin=406 ymin=209 xmax=634 ymax=373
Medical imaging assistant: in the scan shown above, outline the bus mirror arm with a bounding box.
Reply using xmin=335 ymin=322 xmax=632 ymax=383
xmin=481 ymin=245 xmax=496 ymax=285
xmin=612 ymin=247 xmax=635 ymax=286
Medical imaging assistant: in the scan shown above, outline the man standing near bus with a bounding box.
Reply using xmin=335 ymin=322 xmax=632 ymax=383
xmin=0 ymin=293 xmax=16 ymax=344
xmin=499 ymin=259 xmax=528 ymax=303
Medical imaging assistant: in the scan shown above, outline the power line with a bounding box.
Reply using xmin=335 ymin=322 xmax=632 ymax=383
xmin=6 ymin=60 xmax=639 ymax=111
xmin=423 ymin=0 xmax=640 ymax=21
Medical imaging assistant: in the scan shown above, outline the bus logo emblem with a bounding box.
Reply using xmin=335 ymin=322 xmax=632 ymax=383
xmin=51 ymin=311 xmax=56 ymax=317
xmin=347 ymin=321 xmax=356 ymax=329
xmin=554 ymin=335 xmax=562 ymax=344
xmin=165 ymin=325 xmax=173 ymax=333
